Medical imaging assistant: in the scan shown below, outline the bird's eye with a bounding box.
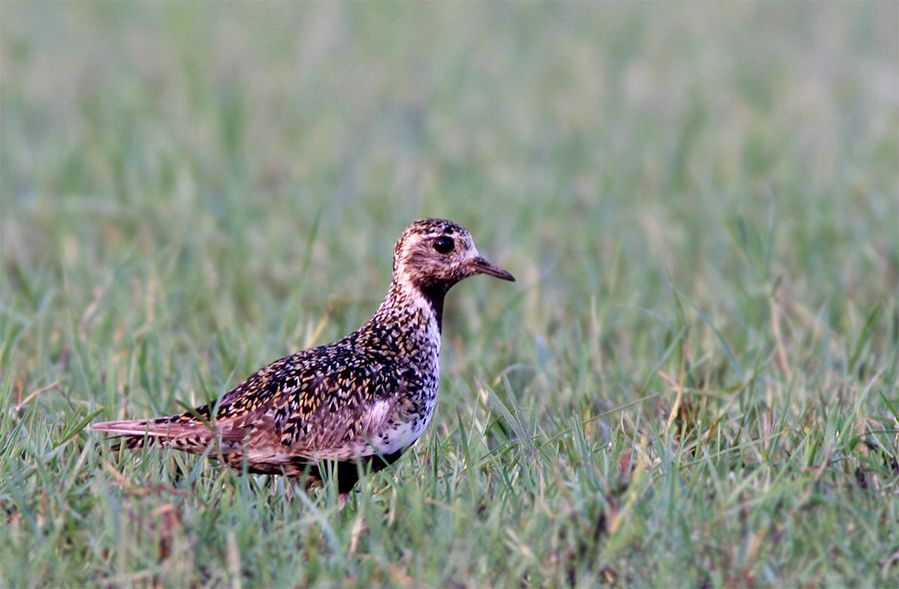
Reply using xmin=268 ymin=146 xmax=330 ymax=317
xmin=433 ymin=235 xmax=455 ymax=254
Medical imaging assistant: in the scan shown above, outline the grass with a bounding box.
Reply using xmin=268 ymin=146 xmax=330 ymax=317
xmin=2 ymin=2 xmax=898 ymax=587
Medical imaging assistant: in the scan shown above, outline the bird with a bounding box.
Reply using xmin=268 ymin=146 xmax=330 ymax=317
xmin=90 ymin=218 xmax=514 ymax=494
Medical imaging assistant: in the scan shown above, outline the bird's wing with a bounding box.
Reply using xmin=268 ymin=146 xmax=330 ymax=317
xmin=91 ymin=342 xmax=402 ymax=464
xmin=89 ymin=353 xmax=301 ymax=451
xmin=231 ymin=344 xmax=403 ymax=463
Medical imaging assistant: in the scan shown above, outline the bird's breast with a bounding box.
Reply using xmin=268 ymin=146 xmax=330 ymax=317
xmin=364 ymin=348 xmax=440 ymax=455
xmin=350 ymin=292 xmax=443 ymax=456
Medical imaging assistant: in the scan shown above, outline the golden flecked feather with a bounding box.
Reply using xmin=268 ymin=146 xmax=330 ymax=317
xmin=90 ymin=218 xmax=514 ymax=493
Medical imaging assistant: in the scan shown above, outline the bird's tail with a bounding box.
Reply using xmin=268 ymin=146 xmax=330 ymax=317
xmin=89 ymin=417 xmax=203 ymax=450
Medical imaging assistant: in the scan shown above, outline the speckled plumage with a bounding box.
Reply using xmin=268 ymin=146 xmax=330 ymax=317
xmin=90 ymin=218 xmax=514 ymax=492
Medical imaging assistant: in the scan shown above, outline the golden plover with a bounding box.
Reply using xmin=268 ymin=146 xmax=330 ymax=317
xmin=91 ymin=218 xmax=514 ymax=493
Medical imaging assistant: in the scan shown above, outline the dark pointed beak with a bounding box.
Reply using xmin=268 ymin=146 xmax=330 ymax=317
xmin=470 ymin=256 xmax=515 ymax=282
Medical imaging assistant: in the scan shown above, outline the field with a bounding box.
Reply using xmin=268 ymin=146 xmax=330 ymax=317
xmin=2 ymin=3 xmax=898 ymax=587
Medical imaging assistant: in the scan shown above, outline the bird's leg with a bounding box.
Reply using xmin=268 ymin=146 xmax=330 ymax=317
xmin=281 ymin=477 xmax=294 ymax=500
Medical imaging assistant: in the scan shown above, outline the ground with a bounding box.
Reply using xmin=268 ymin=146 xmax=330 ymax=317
xmin=1 ymin=3 xmax=898 ymax=587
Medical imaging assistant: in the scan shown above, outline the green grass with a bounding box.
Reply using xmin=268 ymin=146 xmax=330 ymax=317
xmin=2 ymin=3 xmax=898 ymax=587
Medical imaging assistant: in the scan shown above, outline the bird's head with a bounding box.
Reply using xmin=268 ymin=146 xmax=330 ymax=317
xmin=392 ymin=218 xmax=515 ymax=296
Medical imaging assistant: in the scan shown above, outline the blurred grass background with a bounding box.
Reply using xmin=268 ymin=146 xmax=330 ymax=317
xmin=1 ymin=2 xmax=898 ymax=587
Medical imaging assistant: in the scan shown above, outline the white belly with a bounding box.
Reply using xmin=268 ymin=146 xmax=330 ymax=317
xmin=363 ymin=392 xmax=436 ymax=455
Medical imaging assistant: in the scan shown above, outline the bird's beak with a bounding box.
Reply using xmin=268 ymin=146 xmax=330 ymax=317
xmin=469 ymin=256 xmax=515 ymax=282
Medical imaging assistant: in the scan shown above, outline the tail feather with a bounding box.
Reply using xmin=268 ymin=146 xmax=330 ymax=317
xmin=90 ymin=418 xmax=198 ymax=437
xmin=90 ymin=418 xmax=209 ymax=450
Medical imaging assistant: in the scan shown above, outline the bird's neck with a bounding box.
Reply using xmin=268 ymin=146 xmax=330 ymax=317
xmin=371 ymin=277 xmax=447 ymax=334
